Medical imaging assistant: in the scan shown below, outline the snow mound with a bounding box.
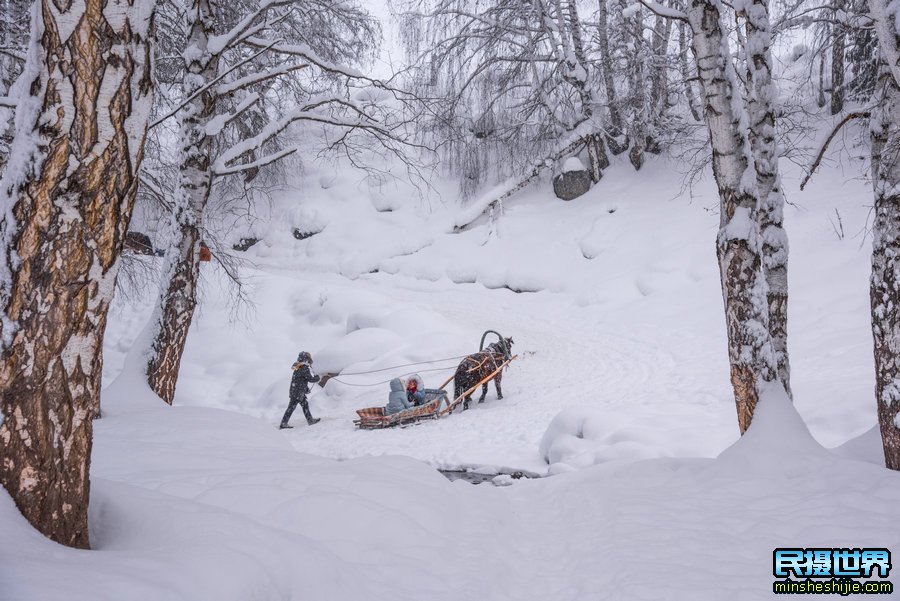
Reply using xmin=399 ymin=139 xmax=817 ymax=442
xmin=715 ymin=382 xmax=829 ymax=472
xmin=7 ymin=402 xmax=900 ymax=600
xmin=539 ymin=408 xmax=666 ymax=470
xmin=314 ymin=327 xmax=405 ymax=374
xmin=562 ymin=156 xmax=585 ymax=173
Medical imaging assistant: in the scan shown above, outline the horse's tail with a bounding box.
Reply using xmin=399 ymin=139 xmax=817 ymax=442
xmin=454 ymin=378 xmax=464 ymax=400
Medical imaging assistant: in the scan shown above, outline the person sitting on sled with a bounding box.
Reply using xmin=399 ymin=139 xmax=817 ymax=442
xmin=384 ymin=378 xmax=413 ymax=414
xmin=406 ymin=374 xmax=427 ymax=406
xmin=279 ymin=351 xmax=321 ymax=428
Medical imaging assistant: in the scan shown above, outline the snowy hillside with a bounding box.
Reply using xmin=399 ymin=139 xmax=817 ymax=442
xmin=3 ymin=141 xmax=895 ymax=599
xmin=5 ymin=0 xmax=900 ymax=595
xmin=105 ymin=152 xmax=877 ymax=472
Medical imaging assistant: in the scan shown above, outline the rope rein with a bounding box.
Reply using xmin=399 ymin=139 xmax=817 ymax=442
xmin=319 ymin=330 xmax=512 ymax=389
xmin=328 ymin=354 xmax=472 ymax=376
xmin=327 ymin=366 xmax=458 ymax=387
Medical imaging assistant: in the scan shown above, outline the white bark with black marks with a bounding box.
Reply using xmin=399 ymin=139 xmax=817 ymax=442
xmin=742 ymin=0 xmax=791 ymax=398
xmin=685 ymin=0 xmax=780 ymax=433
xmin=868 ymin=0 xmax=900 ymax=469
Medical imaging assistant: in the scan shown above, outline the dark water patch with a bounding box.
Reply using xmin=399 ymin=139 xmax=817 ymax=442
xmin=438 ymin=469 xmax=541 ymax=485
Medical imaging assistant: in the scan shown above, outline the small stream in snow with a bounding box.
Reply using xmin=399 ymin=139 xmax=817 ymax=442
xmin=438 ymin=469 xmax=540 ymax=486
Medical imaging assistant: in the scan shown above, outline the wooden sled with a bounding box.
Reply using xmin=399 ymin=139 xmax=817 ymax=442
xmin=353 ymin=356 xmax=517 ymax=429
xmin=355 ymin=389 xmax=449 ymax=429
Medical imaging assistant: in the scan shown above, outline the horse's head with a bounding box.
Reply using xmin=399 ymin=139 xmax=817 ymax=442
xmin=489 ymin=337 xmax=514 ymax=360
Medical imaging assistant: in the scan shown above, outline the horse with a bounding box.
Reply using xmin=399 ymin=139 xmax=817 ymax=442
xmin=453 ymin=337 xmax=514 ymax=410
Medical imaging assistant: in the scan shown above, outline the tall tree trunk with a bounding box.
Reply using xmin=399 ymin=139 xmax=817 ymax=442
xmin=0 ymin=0 xmax=155 ymax=547
xmin=869 ymin=0 xmax=900 ymax=469
xmin=597 ymin=0 xmax=626 ymax=152
xmin=649 ymin=8 xmax=672 ymax=147
xmin=145 ymin=0 xmax=216 ymax=405
xmin=625 ymin=0 xmax=647 ymax=170
xmin=817 ymin=36 xmax=828 ymax=108
xmin=831 ymin=0 xmax=846 ymax=115
xmin=744 ymin=0 xmax=792 ymax=398
xmin=563 ymin=0 xmax=608 ymax=180
xmin=584 ymin=133 xmax=609 ymax=182
xmin=686 ymin=0 xmax=779 ymax=433
xmin=679 ymin=22 xmax=702 ymax=122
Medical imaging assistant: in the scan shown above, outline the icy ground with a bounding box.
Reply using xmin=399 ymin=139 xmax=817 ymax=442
xmin=4 ymin=154 xmax=899 ymax=600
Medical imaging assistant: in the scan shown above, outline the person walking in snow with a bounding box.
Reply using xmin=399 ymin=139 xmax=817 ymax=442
xmin=384 ymin=378 xmax=413 ymax=414
xmin=280 ymin=351 xmax=321 ymax=428
xmin=406 ymin=374 xmax=427 ymax=406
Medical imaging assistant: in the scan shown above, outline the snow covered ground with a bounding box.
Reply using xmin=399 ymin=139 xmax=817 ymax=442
xmin=4 ymin=149 xmax=896 ymax=599
xmin=104 ymin=152 xmax=876 ymax=473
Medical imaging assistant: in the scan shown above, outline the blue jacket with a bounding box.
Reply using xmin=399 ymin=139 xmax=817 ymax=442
xmin=385 ymin=378 xmax=412 ymax=414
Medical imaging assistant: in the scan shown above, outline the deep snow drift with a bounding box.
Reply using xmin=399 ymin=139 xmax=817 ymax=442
xmin=4 ymin=388 xmax=900 ymax=601
xmin=3 ymin=147 xmax=896 ymax=599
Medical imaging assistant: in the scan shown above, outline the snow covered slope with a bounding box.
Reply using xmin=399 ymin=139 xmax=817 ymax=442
xmin=104 ymin=152 xmax=876 ymax=473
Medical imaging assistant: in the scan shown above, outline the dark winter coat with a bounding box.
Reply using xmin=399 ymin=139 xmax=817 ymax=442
xmin=290 ymin=362 xmax=320 ymax=400
xmin=385 ymin=378 xmax=412 ymax=414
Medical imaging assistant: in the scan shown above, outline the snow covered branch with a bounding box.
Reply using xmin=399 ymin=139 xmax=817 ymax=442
xmin=149 ymin=39 xmax=281 ymax=129
xmin=207 ymin=0 xmax=296 ymax=55
xmin=216 ymin=63 xmax=309 ymax=96
xmin=211 ymin=99 xmax=393 ymax=176
xmin=800 ymin=112 xmax=871 ymax=191
xmin=634 ymin=0 xmax=688 ymax=22
xmin=452 ymin=136 xmax=587 ymax=231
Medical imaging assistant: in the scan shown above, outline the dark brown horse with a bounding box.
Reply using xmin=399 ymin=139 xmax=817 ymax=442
xmin=453 ymin=337 xmax=514 ymax=410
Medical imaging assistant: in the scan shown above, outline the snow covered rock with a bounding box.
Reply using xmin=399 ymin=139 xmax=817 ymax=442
xmin=553 ymin=158 xmax=592 ymax=201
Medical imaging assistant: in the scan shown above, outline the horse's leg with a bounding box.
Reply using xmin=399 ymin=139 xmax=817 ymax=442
xmin=478 ymin=380 xmax=488 ymax=402
xmin=463 ymin=394 xmax=471 ymax=410
xmin=495 ymin=373 xmax=503 ymax=400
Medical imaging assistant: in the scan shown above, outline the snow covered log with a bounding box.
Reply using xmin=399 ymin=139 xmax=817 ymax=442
xmin=0 ymin=0 xmax=156 ymax=548
xmin=452 ymin=137 xmax=589 ymax=231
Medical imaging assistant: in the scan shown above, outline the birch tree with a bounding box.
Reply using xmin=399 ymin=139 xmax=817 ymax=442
xmin=643 ymin=0 xmax=782 ymax=432
xmin=0 ymin=0 xmax=156 ymax=547
xmin=742 ymin=0 xmax=791 ymax=397
xmin=144 ymin=0 xmax=411 ymax=404
xmin=868 ymin=0 xmax=900 ymax=469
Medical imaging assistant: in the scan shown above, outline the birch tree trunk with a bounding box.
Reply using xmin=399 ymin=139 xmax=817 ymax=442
xmin=868 ymin=0 xmax=900 ymax=469
xmin=744 ymin=0 xmax=791 ymax=398
xmin=679 ymin=22 xmax=702 ymax=122
xmin=146 ymin=0 xmax=216 ymax=405
xmin=649 ymin=10 xmax=672 ymax=136
xmin=564 ymin=0 xmax=608 ymax=180
xmin=831 ymin=0 xmax=846 ymax=115
xmin=597 ymin=0 xmax=625 ymax=150
xmin=0 ymin=0 xmax=155 ymax=547
xmin=686 ymin=0 xmax=779 ymax=433
xmin=625 ymin=1 xmax=647 ymax=170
